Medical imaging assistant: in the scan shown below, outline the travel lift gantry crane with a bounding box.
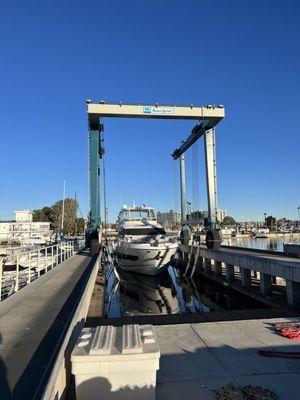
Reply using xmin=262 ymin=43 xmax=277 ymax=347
xmin=85 ymin=101 xmax=225 ymax=254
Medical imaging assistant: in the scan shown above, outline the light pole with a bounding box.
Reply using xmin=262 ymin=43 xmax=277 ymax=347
xmin=187 ymin=201 xmax=192 ymax=217
xmin=264 ymin=212 xmax=267 ymax=228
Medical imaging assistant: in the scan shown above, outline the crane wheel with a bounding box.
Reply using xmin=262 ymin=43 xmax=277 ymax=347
xmin=206 ymin=229 xmax=221 ymax=250
xmin=180 ymin=225 xmax=191 ymax=245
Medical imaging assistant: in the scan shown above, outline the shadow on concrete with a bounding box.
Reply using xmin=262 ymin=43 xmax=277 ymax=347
xmin=0 ymin=333 xmax=12 ymax=399
xmin=77 ymin=377 xmax=154 ymax=400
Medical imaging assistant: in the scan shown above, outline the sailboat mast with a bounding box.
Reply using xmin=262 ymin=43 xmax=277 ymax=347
xmin=61 ymin=180 xmax=66 ymax=235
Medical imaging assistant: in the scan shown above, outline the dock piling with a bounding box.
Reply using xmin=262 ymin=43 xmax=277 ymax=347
xmin=260 ymin=273 xmax=273 ymax=296
xmin=286 ymin=279 xmax=300 ymax=307
xmin=226 ymin=263 xmax=235 ymax=283
xmin=241 ymin=268 xmax=252 ymax=288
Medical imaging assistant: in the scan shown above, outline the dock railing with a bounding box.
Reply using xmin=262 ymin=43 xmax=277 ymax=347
xmin=0 ymin=239 xmax=85 ymax=301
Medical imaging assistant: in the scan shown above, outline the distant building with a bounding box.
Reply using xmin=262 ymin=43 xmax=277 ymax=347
xmin=216 ymin=208 xmax=227 ymax=223
xmin=157 ymin=210 xmax=181 ymax=228
xmin=0 ymin=209 xmax=51 ymax=245
xmin=15 ymin=209 xmax=33 ymax=222
xmin=188 ymin=209 xmax=227 ymax=223
xmin=189 ymin=210 xmax=208 ymax=221
xmin=156 ymin=208 xmax=228 ymax=227
xmin=0 ymin=222 xmax=10 ymax=244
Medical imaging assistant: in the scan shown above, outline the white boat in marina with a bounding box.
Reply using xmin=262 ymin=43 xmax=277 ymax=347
xmin=115 ymin=204 xmax=178 ymax=276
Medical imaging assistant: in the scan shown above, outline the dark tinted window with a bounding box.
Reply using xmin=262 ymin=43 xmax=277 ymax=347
xmin=124 ymin=227 xmax=166 ymax=235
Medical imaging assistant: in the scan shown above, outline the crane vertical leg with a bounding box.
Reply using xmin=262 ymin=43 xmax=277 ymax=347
xmin=85 ymin=120 xmax=102 ymax=252
xmin=204 ymin=128 xmax=221 ymax=249
xmin=90 ymin=128 xmax=100 ymax=228
xmin=204 ymin=128 xmax=217 ymax=226
xmin=180 ymin=154 xmax=187 ymax=222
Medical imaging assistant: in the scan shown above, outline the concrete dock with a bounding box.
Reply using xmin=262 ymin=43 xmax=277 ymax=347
xmin=181 ymin=244 xmax=300 ymax=307
xmin=155 ymin=318 xmax=300 ymax=399
xmin=0 ymin=250 xmax=97 ymax=399
xmin=1 ymin=245 xmax=300 ymax=400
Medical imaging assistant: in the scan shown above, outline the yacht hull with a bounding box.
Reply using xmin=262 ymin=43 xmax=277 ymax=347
xmin=116 ymin=241 xmax=178 ymax=276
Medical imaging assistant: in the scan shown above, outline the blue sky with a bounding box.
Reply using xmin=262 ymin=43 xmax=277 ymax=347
xmin=0 ymin=0 xmax=299 ymax=221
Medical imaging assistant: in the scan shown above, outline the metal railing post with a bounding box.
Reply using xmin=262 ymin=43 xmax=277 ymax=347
xmin=37 ymin=249 xmax=41 ymax=278
xmin=15 ymin=255 xmax=20 ymax=292
xmin=51 ymin=245 xmax=54 ymax=269
xmin=45 ymin=247 xmax=48 ymax=272
xmin=56 ymin=245 xmax=59 ymax=265
xmin=28 ymin=252 xmax=32 ymax=284
xmin=0 ymin=258 xmax=3 ymax=302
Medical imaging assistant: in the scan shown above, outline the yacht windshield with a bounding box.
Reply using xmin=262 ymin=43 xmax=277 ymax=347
xmin=122 ymin=210 xmax=155 ymax=220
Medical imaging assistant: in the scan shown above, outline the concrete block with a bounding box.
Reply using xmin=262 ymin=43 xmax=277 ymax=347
xmin=72 ymin=325 xmax=160 ymax=400
xmin=286 ymin=280 xmax=300 ymax=307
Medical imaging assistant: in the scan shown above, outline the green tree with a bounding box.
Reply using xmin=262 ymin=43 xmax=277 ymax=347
xmin=75 ymin=217 xmax=85 ymax=234
xmin=51 ymin=198 xmax=77 ymax=235
xmin=33 ymin=206 xmax=53 ymax=222
xmin=266 ymin=215 xmax=276 ymax=230
xmin=222 ymin=216 xmax=236 ymax=226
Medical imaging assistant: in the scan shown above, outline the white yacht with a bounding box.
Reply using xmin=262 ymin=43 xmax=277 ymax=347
xmin=115 ymin=204 xmax=178 ymax=275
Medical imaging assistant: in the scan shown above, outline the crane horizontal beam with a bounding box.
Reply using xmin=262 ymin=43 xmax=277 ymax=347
xmin=87 ymin=100 xmax=225 ymax=126
xmin=172 ymin=122 xmax=208 ymax=159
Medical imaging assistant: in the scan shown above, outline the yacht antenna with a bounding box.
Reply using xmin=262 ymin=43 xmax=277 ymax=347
xmin=74 ymin=192 xmax=77 ymax=236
